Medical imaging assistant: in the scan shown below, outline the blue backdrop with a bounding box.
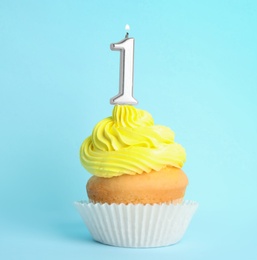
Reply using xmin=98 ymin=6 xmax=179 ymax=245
xmin=1 ymin=0 xmax=257 ymax=259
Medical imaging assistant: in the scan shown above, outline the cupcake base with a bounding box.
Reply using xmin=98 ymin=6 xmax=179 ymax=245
xmin=74 ymin=201 xmax=198 ymax=248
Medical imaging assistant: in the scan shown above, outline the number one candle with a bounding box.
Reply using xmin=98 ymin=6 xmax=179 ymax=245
xmin=110 ymin=25 xmax=138 ymax=105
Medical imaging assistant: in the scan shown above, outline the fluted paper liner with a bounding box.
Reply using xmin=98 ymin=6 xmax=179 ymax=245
xmin=74 ymin=201 xmax=198 ymax=248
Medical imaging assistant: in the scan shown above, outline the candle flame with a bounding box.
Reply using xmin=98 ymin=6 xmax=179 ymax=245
xmin=125 ymin=24 xmax=130 ymax=31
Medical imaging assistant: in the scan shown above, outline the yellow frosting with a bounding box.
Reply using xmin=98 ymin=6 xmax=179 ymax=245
xmin=80 ymin=105 xmax=186 ymax=178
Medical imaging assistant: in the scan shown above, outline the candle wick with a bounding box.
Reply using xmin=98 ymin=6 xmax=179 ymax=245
xmin=125 ymin=32 xmax=129 ymax=38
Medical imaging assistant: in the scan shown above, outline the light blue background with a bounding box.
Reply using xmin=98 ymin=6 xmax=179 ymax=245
xmin=1 ymin=0 xmax=257 ymax=259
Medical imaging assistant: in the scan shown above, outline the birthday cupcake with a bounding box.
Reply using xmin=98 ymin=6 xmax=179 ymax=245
xmin=75 ymin=105 xmax=198 ymax=247
xmin=75 ymin=29 xmax=197 ymax=247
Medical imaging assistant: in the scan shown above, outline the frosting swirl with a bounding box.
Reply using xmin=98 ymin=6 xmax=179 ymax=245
xmin=80 ymin=105 xmax=186 ymax=178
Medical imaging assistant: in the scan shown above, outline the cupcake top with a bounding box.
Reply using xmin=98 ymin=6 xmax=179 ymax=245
xmin=80 ymin=105 xmax=186 ymax=178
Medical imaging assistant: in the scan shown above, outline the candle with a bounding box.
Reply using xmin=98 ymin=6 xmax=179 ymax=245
xmin=110 ymin=25 xmax=138 ymax=105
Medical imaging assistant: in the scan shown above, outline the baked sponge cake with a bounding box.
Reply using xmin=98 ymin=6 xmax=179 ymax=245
xmin=87 ymin=167 xmax=188 ymax=204
xmin=80 ymin=105 xmax=188 ymax=204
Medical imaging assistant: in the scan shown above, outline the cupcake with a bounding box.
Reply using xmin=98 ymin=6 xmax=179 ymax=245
xmin=75 ymin=105 xmax=198 ymax=247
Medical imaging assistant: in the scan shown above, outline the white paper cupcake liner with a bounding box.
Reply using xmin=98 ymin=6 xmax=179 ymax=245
xmin=74 ymin=200 xmax=198 ymax=248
